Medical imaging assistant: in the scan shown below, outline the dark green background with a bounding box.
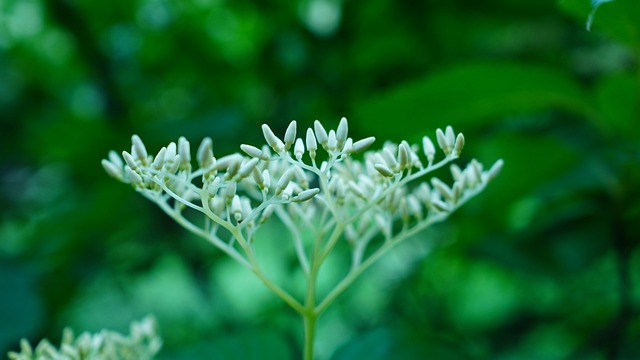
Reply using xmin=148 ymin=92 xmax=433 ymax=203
xmin=1 ymin=0 xmax=639 ymax=358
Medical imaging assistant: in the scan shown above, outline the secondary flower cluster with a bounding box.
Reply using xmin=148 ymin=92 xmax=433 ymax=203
xmin=102 ymin=118 xmax=501 ymax=269
xmin=8 ymin=316 xmax=160 ymax=360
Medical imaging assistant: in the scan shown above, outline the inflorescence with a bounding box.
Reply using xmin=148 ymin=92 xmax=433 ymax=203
xmin=102 ymin=117 xmax=502 ymax=313
xmin=8 ymin=316 xmax=160 ymax=360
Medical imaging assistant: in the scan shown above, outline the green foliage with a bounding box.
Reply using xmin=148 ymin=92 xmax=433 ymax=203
xmin=1 ymin=0 xmax=639 ymax=359
xmin=354 ymin=62 xmax=595 ymax=139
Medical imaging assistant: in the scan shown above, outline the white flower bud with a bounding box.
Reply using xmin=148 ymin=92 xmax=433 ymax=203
xmin=206 ymin=177 xmax=221 ymax=195
xmin=436 ymin=128 xmax=450 ymax=155
xmin=178 ymin=137 xmax=190 ymax=160
xmin=374 ymin=163 xmax=395 ymax=177
xmin=240 ymin=144 xmax=268 ymax=160
xmin=470 ymin=159 xmax=483 ymax=184
xmin=167 ymin=155 xmax=181 ymax=173
xmin=416 ymin=182 xmax=431 ymax=205
xmin=165 ymin=142 xmax=177 ymax=162
xmin=430 ymin=198 xmax=450 ymax=212
xmin=407 ymin=195 xmax=423 ymax=219
xmin=342 ymin=138 xmax=353 ymax=154
xmin=454 ymin=133 xmax=465 ymax=156
xmin=445 ymin=126 xmax=455 ymax=148
xmin=452 ymin=182 xmax=463 ymax=203
xmin=422 ymin=136 xmax=436 ymax=163
xmin=381 ymin=148 xmax=398 ymax=170
xmin=259 ymin=204 xmax=275 ymax=224
xmin=241 ymin=198 xmax=252 ymax=219
xmin=284 ymin=120 xmax=297 ymax=150
xmin=314 ymin=120 xmax=328 ymax=146
xmin=486 ymin=159 xmax=504 ymax=181
xmin=282 ymin=183 xmax=294 ymax=200
xmin=125 ymin=166 xmax=144 ymax=187
xmin=431 ymin=177 xmax=453 ymax=201
xmin=152 ymin=147 xmax=167 ymax=170
xmin=101 ymin=159 xmax=123 ymax=180
xmin=450 ymin=164 xmax=463 ymax=181
xmin=238 ymin=157 xmax=260 ymax=179
xmin=262 ymin=169 xmax=271 ymax=190
xmin=409 ymin=150 xmax=423 ymax=169
xmin=350 ymin=137 xmax=375 ymax=153
xmin=294 ymin=138 xmax=305 ymax=160
xmin=216 ymin=154 xmax=242 ymax=171
xmin=225 ymin=181 xmax=237 ymax=204
xmin=293 ymin=188 xmax=320 ymax=202
xmin=131 ymin=135 xmax=148 ymax=163
xmin=327 ymin=130 xmax=337 ymax=151
xmin=262 ymin=124 xmax=285 ymax=153
xmin=209 ymin=196 xmax=225 ymax=215
xmin=397 ymin=141 xmax=410 ymax=170
xmin=276 ymin=168 xmax=294 ymax=194
xmin=231 ymin=195 xmax=243 ymax=222
xmin=225 ymin=158 xmax=241 ymax=179
xmin=306 ymin=128 xmax=317 ymax=159
xmin=197 ymin=137 xmax=214 ymax=168
xmin=122 ymin=151 xmax=137 ymax=169
xmin=261 ymin=144 xmax=272 ymax=159
xmin=252 ymin=167 xmax=265 ymax=189
xmin=108 ymin=150 xmax=123 ymax=169
xmin=336 ymin=117 xmax=348 ymax=150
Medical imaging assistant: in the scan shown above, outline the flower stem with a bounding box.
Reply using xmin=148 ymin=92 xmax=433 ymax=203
xmin=303 ymin=311 xmax=317 ymax=360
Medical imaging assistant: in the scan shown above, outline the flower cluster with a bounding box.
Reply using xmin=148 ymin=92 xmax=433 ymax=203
xmin=101 ymin=117 xmax=501 ymax=310
xmin=101 ymin=117 xmax=501 ymax=359
xmin=8 ymin=316 xmax=161 ymax=360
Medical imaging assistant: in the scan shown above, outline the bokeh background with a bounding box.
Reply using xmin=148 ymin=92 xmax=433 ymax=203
xmin=1 ymin=0 xmax=639 ymax=358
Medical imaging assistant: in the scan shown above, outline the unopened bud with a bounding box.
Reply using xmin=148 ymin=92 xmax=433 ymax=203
xmin=293 ymin=188 xmax=320 ymax=202
xmin=284 ymin=120 xmax=297 ymax=150
xmin=262 ymin=124 xmax=285 ymax=153
xmin=350 ymin=137 xmax=375 ymax=153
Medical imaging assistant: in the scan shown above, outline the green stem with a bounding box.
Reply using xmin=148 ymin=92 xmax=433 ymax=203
xmin=303 ymin=311 xmax=317 ymax=360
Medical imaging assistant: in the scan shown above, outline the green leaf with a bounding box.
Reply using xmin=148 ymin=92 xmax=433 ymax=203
xmin=594 ymin=72 xmax=640 ymax=139
xmin=352 ymin=62 xmax=594 ymax=140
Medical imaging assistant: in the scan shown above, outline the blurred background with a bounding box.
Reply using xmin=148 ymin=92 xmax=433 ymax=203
xmin=1 ymin=0 xmax=639 ymax=358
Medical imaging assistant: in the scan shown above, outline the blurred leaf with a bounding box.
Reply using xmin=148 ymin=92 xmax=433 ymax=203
xmin=330 ymin=328 xmax=394 ymax=360
xmin=448 ymin=261 xmax=522 ymax=332
xmin=331 ymin=327 xmax=470 ymax=360
xmin=61 ymin=255 xmax=214 ymax=344
xmin=0 ymin=262 xmax=43 ymax=352
xmin=559 ymin=0 xmax=640 ymax=49
xmin=594 ymin=72 xmax=640 ymax=139
xmin=161 ymin=329 xmax=292 ymax=360
xmin=353 ymin=62 xmax=594 ymax=140
xmin=203 ymin=330 xmax=292 ymax=360
xmin=475 ymin=132 xmax=580 ymax=222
